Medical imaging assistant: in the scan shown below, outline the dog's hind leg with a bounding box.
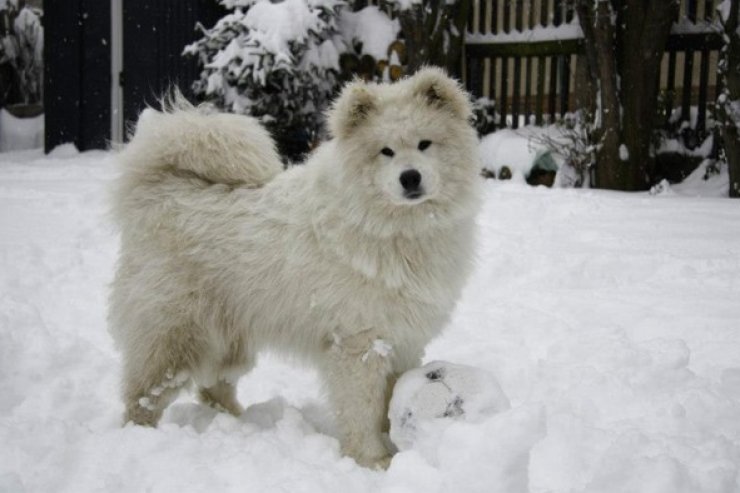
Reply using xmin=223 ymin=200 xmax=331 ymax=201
xmin=122 ymin=326 xmax=202 ymax=427
xmin=322 ymin=330 xmax=394 ymax=469
xmin=198 ymin=380 xmax=243 ymax=416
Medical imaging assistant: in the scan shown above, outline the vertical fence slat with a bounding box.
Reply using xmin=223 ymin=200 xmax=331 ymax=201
xmin=547 ymin=57 xmax=557 ymax=122
xmin=524 ymin=56 xmax=532 ymax=124
xmin=535 ymin=0 xmax=548 ymax=125
xmin=665 ymin=50 xmax=677 ymax=124
xmin=500 ymin=58 xmax=509 ymax=128
xmin=535 ymin=57 xmax=545 ymax=125
xmin=564 ymin=0 xmax=575 ymax=115
xmin=489 ymin=57 xmax=497 ymax=103
xmin=696 ymin=0 xmax=714 ymax=134
xmin=498 ymin=0 xmax=510 ymax=128
xmin=523 ymin=0 xmax=536 ymax=123
xmin=511 ymin=0 xmax=524 ymax=128
xmin=468 ymin=0 xmax=477 ymax=34
xmin=478 ymin=0 xmax=486 ymax=34
xmin=559 ymin=54 xmax=570 ymax=115
xmin=697 ymin=50 xmax=709 ymax=134
xmin=490 ymin=0 xmax=498 ymax=34
xmin=681 ymin=0 xmax=698 ymax=123
xmin=545 ymin=0 xmax=562 ymax=121
xmin=553 ymin=0 xmax=562 ymax=26
xmin=468 ymin=57 xmax=484 ymax=98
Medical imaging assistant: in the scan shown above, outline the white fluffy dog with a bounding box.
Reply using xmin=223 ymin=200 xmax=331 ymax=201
xmin=109 ymin=67 xmax=481 ymax=468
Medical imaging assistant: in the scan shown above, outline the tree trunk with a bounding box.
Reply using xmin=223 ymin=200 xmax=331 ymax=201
xmin=726 ymin=121 xmax=740 ymax=197
xmin=720 ymin=0 xmax=740 ymax=197
xmin=619 ymin=0 xmax=678 ymax=190
xmin=576 ymin=0 xmax=622 ymax=189
xmin=576 ymin=0 xmax=676 ymax=191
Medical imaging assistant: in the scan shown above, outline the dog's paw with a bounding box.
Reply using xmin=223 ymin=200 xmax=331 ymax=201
xmin=342 ymin=440 xmax=392 ymax=470
xmin=354 ymin=453 xmax=392 ymax=470
xmin=372 ymin=455 xmax=392 ymax=470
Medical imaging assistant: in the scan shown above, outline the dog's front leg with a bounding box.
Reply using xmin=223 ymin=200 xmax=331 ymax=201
xmin=323 ymin=330 xmax=394 ymax=469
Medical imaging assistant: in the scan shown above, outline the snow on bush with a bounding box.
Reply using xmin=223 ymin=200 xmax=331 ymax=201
xmin=185 ymin=0 xmax=345 ymax=143
xmin=185 ymin=0 xmax=399 ymax=149
xmin=1 ymin=3 xmax=43 ymax=106
xmin=338 ymin=6 xmax=399 ymax=63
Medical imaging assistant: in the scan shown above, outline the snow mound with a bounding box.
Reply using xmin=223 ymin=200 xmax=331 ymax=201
xmin=479 ymin=129 xmax=548 ymax=182
xmin=388 ymin=361 xmax=511 ymax=451
xmin=0 ymin=109 xmax=43 ymax=152
xmin=387 ymin=363 xmax=545 ymax=492
xmin=385 ymin=405 xmax=546 ymax=491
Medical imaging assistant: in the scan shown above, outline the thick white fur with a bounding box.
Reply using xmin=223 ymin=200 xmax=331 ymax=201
xmin=109 ymin=68 xmax=481 ymax=468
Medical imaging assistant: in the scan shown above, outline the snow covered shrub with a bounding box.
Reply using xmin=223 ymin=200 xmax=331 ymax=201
xmin=185 ymin=0 xmax=346 ymax=157
xmin=185 ymin=1 xmax=403 ymax=159
xmin=532 ymin=112 xmax=596 ymax=188
xmin=0 ymin=1 xmax=43 ymax=106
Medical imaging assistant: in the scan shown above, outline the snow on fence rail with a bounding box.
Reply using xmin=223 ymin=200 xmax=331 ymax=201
xmin=464 ymin=0 xmax=724 ymax=133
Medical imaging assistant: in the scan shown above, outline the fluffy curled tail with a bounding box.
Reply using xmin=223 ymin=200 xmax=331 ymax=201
xmin=118 ymin=93 xmax=283 ymax=188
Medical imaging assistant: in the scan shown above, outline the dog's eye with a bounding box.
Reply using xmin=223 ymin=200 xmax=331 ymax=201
xmin=381 ymin=147 xmax=395 ymax=157
xmin=418 ymin=140 xmax=432 ymax=151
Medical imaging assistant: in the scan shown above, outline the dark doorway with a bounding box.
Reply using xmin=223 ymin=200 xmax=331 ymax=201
xmin=44 ymin=0 xmax=111 ymax=152
xmin=121 ymin=0 xmax=225 ymax=131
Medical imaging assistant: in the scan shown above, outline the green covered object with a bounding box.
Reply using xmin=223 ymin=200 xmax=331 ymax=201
xmin=531 ymin=150 xmax=559 ymax=173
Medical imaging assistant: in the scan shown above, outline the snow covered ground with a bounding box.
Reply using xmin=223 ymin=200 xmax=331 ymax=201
xmin=1 ymin=145 xmax=739 ymax=492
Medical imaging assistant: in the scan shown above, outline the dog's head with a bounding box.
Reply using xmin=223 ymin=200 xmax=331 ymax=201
xmin=325 ymin=67 xmax=480 ymax=233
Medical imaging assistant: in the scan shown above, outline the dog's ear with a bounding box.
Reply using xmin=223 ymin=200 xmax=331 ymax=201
xmin=328 ymin=80 xmax=377 ymax=139
xmin=410 ymin=66 xmax=472 ymax=121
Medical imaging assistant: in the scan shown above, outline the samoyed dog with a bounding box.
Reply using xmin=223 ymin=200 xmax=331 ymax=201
xmin=109 ymin=67 xmax=481 ymax=468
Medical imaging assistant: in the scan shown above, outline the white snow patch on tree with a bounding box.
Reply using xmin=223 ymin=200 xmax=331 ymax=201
xmin=718 ymin=0 xmax=732 ymax=24
xmin=338 ymin=6 xmax=400 ymax=61
xmin=619 ymin=143 xmax=629 ymax=161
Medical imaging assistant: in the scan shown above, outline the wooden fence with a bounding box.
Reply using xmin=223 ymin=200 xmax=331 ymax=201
xmin=463 ymin=0 xmax=725 ymax=134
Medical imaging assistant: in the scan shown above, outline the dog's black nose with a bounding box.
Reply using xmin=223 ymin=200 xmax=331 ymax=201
xmin=399 ymin=169 xmax=422 ymax=192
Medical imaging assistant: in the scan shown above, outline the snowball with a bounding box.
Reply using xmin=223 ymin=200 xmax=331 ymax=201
xmin=388 ymin=361 xmax=510 ymax=452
